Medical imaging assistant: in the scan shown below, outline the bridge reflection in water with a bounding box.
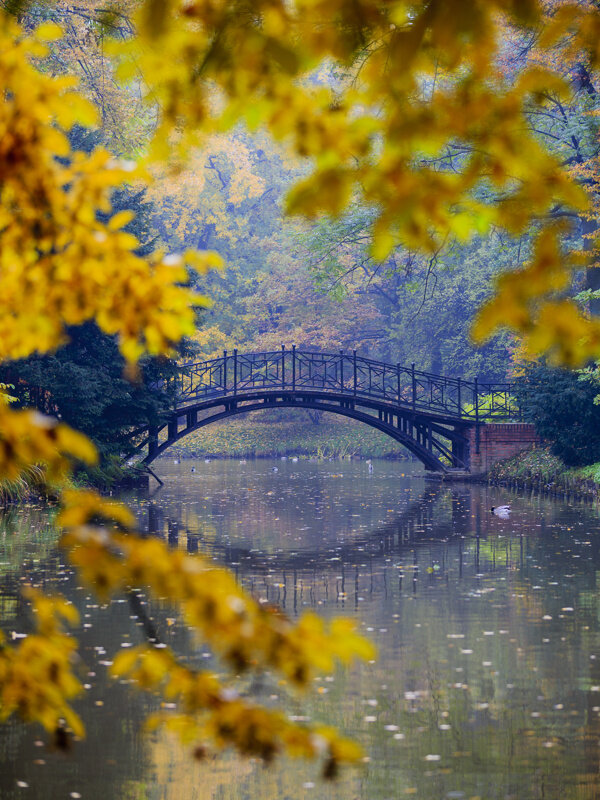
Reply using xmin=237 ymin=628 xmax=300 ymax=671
xmin=141 ymin=349 xmax=518 ymax=472
xmin=3 ymin=467 xmax=600 ymax=798
xmin=143 ymin=482 xmax=524 ymax=614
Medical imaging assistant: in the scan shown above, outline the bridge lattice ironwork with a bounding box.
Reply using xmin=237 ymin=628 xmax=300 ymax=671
xmin=173 ymin=347 xmax=518 ymax=422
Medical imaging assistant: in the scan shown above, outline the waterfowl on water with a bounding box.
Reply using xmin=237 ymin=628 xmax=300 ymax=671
xmin=491 ymin=505 xmax=511 ymax=518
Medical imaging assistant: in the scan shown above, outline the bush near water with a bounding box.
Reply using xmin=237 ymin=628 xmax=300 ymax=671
xmin=488 ymin=446 xmax=600 ymax=502
xmin=490 ymin=362 xmax=600 ymax=501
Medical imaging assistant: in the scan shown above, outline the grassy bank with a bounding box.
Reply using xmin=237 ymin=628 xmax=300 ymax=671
xmin=165 ymin=412 xmax=409 ymax=460
xmin=0 ymin=459 xmax=149 ymax=505
xmin=0 ymin=466 xmax=46 ymax=506
xmin=487 ymin=446 xmax=600 ymax=501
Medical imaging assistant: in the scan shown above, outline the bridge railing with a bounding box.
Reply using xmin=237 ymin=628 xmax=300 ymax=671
xmin=173 ymin=347 xmax=519 ymax=421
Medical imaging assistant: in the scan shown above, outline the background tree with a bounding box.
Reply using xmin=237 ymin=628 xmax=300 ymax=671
xmin=514 ymin=360 xmax=600 ymax=465
xmin=304 ymin=210 xmax=518 ymax=377
xmin=16 ymin=0 xmax=153 ymax=155
xmin=115 ymin=0 xmax=600 ymax=365
xmin=1 ymin=320 xmax=183 ymax=474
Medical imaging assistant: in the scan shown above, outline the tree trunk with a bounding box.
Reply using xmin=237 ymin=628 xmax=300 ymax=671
xmin=582 ymin=215 xmax=600 ymax=317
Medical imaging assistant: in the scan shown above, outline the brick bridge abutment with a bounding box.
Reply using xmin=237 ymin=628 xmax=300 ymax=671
xmin=466 ymin=423 xmax=539 ymax=476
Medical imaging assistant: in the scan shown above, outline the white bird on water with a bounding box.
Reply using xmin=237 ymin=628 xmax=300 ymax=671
xmin=491 ymin=505 xmax=511 ymax=519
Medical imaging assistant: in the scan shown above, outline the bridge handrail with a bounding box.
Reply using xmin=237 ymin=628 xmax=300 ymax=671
xmin=294 ymin=348 xmax=513 ymax=391
xmin=173 ymin=347 xmax=519 ymax=421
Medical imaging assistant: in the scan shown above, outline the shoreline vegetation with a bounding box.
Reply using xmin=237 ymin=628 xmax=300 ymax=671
xmin=0 ymin=460 xmax=149 ymax=504
xmin=486 ymin=446 xmax=600 ymax=503
xmin=165 ymin=413 xmax=410 ymax=461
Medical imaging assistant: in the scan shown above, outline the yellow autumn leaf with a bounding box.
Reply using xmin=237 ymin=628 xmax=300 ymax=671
xmin=108 ymin=210 xmax=136 ymax=231
xmin=35 ymin=21 xmax=63 ymax=42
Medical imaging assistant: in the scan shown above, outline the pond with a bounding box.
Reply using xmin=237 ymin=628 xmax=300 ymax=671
xmin=2 ymin=458 xmax=600 ymax=799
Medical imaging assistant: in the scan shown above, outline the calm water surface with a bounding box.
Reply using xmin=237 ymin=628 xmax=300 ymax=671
xmin=2 ymin=459 xmax=600 ymax=799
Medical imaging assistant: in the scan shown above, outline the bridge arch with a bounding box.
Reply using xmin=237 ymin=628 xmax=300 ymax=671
xmin=143 ymin=390 xmax=472 ymax=472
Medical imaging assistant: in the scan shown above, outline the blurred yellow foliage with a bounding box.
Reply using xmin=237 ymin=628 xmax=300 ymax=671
xmin=0 ymin=14 xmax=213 ymax=364
xmin=57 ymin=489 xmax=374 ymax=768
xmin=114 ymin=0 xmax=600 ymax=364
xmin=0 ymin=404 xmax=97 ymax=483
xmin=0 ymin=589 xmax=84 ymax=739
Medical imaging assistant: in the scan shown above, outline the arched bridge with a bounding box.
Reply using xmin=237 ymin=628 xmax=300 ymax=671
xmin=142 ymin=347 xmax=519 ymax=472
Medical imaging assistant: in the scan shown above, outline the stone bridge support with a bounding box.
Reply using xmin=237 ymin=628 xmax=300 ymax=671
xmin=466 ymin=423 xmax=539 ymax=476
